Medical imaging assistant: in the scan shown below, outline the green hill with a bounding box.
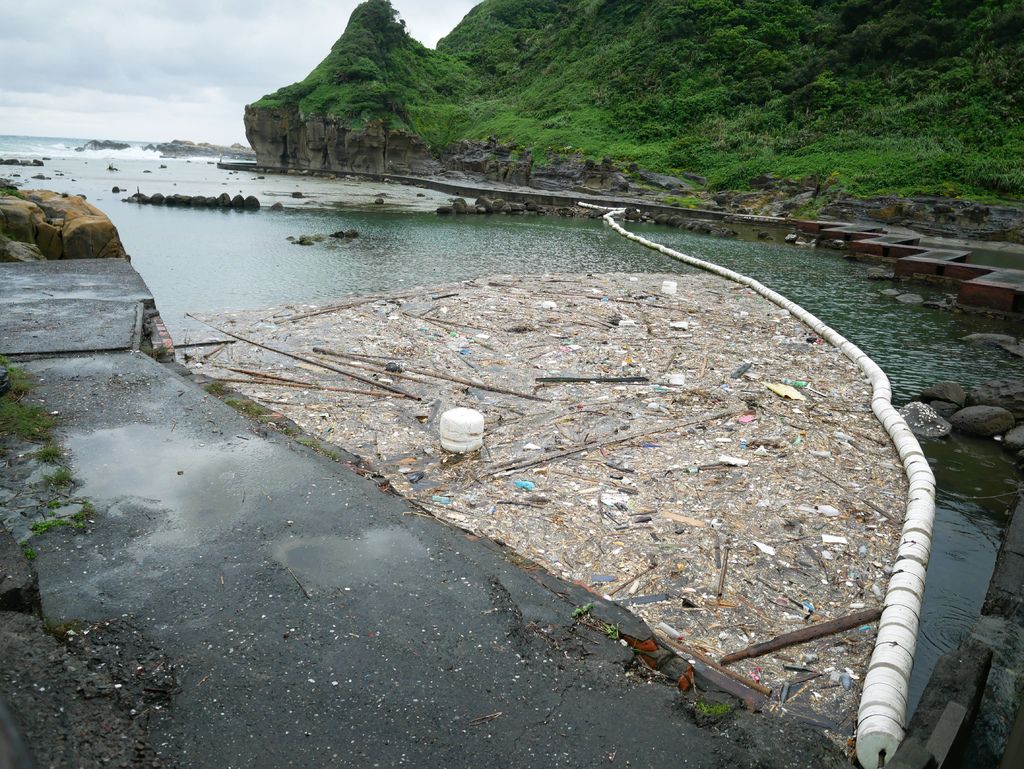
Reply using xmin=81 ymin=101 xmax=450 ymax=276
xmin=251 ymin=0 xmax=1024 ymax=200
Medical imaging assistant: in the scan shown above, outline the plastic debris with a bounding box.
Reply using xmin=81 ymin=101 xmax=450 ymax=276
xmin=752 ymin=541 xmax=777 ymax=556
xmin=766 ymin=382 xmax=807 ymax=401
xmin=186 ymin=272 xmax=907 ymax=733
xmin=514 ymin=479 xmax=536 ymax=491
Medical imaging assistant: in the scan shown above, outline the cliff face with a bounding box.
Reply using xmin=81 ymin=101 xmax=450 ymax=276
xmin=244 ymin=105 xmax=438 ymax=176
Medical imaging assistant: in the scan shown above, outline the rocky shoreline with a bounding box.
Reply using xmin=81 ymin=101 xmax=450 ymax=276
xmin=243 ymin=106 xmax=1024 ymax=244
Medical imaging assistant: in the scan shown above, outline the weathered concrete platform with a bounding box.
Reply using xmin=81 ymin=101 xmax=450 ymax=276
xmin=793 ymin=219 xmax=1024 ymax=315
xmin=0 ymin=259 xmax=154 ymax=356
xmin=8 ymin=352 xmax=845 ymax=768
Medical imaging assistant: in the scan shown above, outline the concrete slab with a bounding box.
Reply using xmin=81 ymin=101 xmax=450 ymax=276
xmin=17 ymin=353 xmax=844 ymax=769
xmin=0 ymin=259 xmax=153 ymax=308
xmin=0 ymin=298 xmax=142 ymax=356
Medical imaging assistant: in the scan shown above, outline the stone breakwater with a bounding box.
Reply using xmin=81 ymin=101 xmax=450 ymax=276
xmin=123 ymin=191 xmax=262 ymax=210
xmin=0 ymin=190 xmax=128 ymax=263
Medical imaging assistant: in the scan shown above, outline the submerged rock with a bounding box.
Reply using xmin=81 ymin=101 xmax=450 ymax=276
xmin=1003 ymin=425 xmax=1024 ymax=451
xmin=963 ymin=333 xmax=1024 ymax=359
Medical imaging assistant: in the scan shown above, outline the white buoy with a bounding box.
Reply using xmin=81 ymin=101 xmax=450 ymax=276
xmin=439 ymin=408 xmax=485 ymax=453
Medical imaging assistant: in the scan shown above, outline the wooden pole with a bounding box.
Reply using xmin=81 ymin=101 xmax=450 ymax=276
xmin=719 ymin=608 xmax=883 ymax=666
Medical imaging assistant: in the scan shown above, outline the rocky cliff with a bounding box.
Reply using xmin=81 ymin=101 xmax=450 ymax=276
xmin=0 ymin=191 xmax=128 ymax=263
xmin=243 ymin=106 xmax=438 ymax=175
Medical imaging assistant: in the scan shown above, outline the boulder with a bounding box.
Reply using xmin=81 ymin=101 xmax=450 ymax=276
xmin=1003 ymin=425 xmax=1024 ymax=452
xmin=0 ymin=195 xmax=44 ymax=241
xmin=0 ymin=238 xmax=45 ymax=262
xmin=950 ymin=406 xmax=1016 ymax=437
xmin=966 ymin=379 xmax=1024 ymax=419
xmin=218 ymin=192 xmax=232 ymax=207
xmin=269 ymin=202 xmax=284 ymax=211
xmin=929 ymin=400 xmax=960 ymax=419
xmin=243 ymin=195 xmax=260 ymax=210
xmin=149 ymin=193 xmax=165 ymax=205
xmin=436 ymin=206 xmax=453 ymax=215
xmin=898 ymin=402 xmax=952 ymax=439
xmin=230 ymin=194 xmax=245 ymax=209
xmin=3 ymin=190 xmax=127 ymax=260
xmin=918 ymin=381 xmax=966 ymax=407
xmin=62 ymin=215 xmax=127 ymax=259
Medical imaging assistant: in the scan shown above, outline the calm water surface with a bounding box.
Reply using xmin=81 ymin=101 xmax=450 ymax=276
xmin=13 ymin=151 xmax=1024 ymax=714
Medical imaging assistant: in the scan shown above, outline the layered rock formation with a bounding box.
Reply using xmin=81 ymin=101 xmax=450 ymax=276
xmin=244 ymin=106 xmax=438 ymax=176
xmin=0 ymin=191 xmax=128 ymax=262
xmin=822 ymin=196 xmax=1024 ymax=243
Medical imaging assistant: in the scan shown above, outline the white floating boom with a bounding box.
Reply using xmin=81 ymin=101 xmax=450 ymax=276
xmin=579 ymin=202 xmax=936 ymax=769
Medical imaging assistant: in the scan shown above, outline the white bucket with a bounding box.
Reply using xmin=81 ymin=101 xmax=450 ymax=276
xmin=440 ymin=408 xmax=485 ymax=453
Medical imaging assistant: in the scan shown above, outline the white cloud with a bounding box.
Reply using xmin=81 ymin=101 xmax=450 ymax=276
xmin=0 ymin=0 xmax=479 ymax=145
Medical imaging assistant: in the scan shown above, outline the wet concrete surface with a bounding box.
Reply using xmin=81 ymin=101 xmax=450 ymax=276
xmin=0 ymin=259 xmax=152 ymax=356
xmin=13 ymin=352 xmax=845 ymax=768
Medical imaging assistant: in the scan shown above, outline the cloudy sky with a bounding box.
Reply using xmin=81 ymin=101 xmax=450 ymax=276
xmin=0 ymin=1 xmax=479 ymax=145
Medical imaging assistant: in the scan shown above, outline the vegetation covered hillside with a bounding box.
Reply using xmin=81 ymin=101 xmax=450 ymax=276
xmin=252 ymin=0 xmax=1024 ymax=200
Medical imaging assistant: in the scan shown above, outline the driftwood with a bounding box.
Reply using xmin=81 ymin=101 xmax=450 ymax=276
xmin=185 ymin=315 xmax=420 ymax=400
xmin=313 ymin=346 xmax=548 ymax=403
xmin=656 ymin=631 xmax=773 ymax=697
xmin=719 ymin=607 xmax=883 ymax=665
xmin=482 ymin=406 xmax=743 ymax=478
xmin=535 ymin=375 xmax=650 ymax=384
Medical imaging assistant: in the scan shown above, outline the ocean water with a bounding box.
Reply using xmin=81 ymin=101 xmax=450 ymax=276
xmin=0 ymin=134 xmax=173 ymax=161
xmin=3 ymin=134 xmax=1022 ymax=716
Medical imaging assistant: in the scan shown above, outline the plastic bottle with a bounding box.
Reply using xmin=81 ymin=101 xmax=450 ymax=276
xmin=439 ymin=407 xmax=485 ymax=453
xmin=781 ymin=378 xmax=808 ymax=388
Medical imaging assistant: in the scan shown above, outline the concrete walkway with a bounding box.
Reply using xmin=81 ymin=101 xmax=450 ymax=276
xmin=1 ymin=260 xmax=844 ymax=768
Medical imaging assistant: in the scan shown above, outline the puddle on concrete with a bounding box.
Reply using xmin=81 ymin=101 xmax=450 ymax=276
xmin=274 ymin=527 xmax=427 ymax=587
xmin=66 ymin=423 xmax=276 ymax=528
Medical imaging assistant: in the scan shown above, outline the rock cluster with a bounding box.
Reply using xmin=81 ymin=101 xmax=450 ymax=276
xmin=76 ymin=139 xmax=130 ymax=152
xmin=125 ymin=191 xmax=260 ymax=210
xmin=623 ymin=208 xmax=739 ymax=238
xmin=0 ymin=190 xmax=128 ymax=262
xmin=142 ymin=140 xmax=255 ymax=160
xmin=902 ymin=378 xmax=1024 ymax=464
xmin=822 ymin=195 xmax=1024 ymax=243
xmin=1 ymin=158 xmax=44 ymax=167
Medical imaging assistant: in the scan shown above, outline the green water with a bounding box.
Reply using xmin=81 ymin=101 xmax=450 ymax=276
xmin=20 ymin=155 xmax=1024 ymax=715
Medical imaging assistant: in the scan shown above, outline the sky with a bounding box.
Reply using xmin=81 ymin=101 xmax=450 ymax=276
xmin=0 ymin=1 xmax=479 ymax=145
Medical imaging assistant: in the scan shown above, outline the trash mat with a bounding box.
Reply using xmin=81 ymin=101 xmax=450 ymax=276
xmin=186 ymin=272 xmax=907 ymax=737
